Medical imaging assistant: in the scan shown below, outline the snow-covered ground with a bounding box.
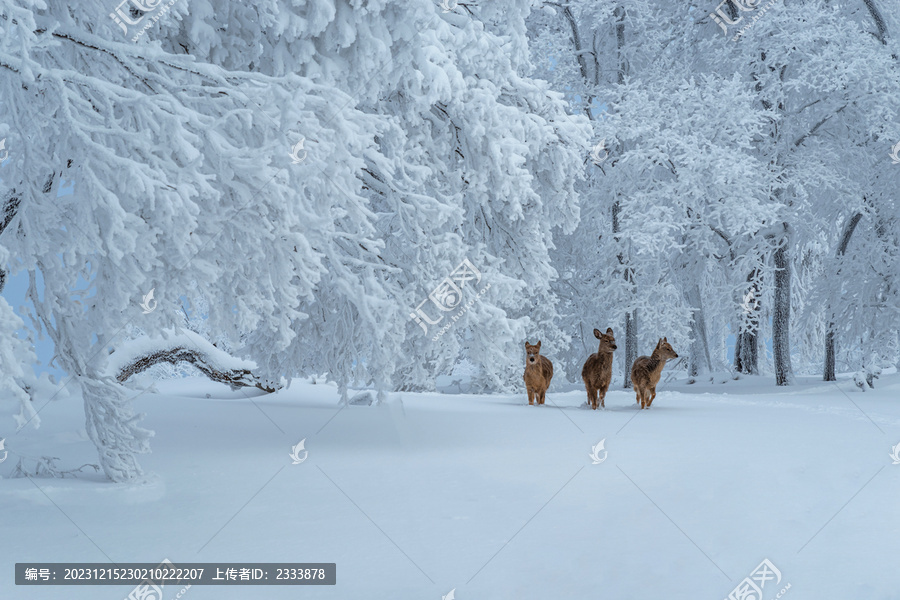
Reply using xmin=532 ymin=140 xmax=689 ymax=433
xmin=3 ymin=371 xmax=900 ymax=599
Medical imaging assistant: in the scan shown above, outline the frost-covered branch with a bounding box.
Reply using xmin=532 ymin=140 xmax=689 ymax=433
xmin=863 ymin=0 xmax=888 ymax=44
xmin=108 ymin=330 xmax=282 ymax=394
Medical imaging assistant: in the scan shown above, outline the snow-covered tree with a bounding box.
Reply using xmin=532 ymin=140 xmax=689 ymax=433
xmin=721 ymin=0 xmax=900 ymax=384
xmin=0 ymin=290 xmax=40 ymax=430
xmin=530 ymin=0 xmax=900 ymax=388
xmin=530 ymin=1 xmax=778 ymax=385
xmin=0 ymin=0 xmax=588 ymax=480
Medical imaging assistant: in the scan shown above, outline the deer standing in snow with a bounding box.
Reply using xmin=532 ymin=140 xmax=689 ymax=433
xmin=631 ymin=337 xmax=679 ymax=409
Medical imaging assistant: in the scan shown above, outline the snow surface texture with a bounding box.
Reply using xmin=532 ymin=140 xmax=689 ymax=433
xmin=2 ymin=372 xmax=900 ymax=599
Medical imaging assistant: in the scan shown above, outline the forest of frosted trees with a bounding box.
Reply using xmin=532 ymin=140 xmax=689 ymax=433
xmin=0 ymin=0 xmax=898 ymax=480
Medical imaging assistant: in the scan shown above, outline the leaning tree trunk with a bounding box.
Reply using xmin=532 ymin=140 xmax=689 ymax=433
xmin=863 ymin=0 xmax=888 ymax=45
xmin=114 ymin=345 xmax=281 ymax=393
xmin=824 ymin=211 xmax=863 ymax=381
xmin=772 ymin=226 xmax=794 ymax=385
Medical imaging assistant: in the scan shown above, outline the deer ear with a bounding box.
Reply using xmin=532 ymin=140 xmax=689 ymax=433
xmin=594 ymin=328 xmax=601 ymax=339
xmin=536 ymin=341 xmax=542 ymax=350
xmin=524 ymin=341 xmax=530 ymax=347
xmin=606 ymin=327 xmax=613 ymax=335
xmin=656 ymin=338 xmax=662 ymax=348
xmin=663 ymin=337 xmax=668 ymax=343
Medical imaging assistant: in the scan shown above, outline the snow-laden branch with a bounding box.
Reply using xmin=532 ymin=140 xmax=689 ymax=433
xmin=107 ymin=329 xmax=281 ymax=394
xmin=863 ymin=0 xmax=888 ymax=45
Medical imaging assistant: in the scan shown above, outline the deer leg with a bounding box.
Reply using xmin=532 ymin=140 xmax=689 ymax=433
xmin=527 ymin=387 xmax=534 ymax=405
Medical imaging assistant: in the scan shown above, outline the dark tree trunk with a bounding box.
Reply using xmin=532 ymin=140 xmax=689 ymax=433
xmin=823 ymin=329 xmax=836 ymax=381
xmin=736 ymin=329 xmax=759 ymax=375
xmin=824 ymin=211 xmax=863 ymax=381
xmin=624 ymin=308 xmax=637 ymax=388
xmin=734 ymin=270 xmax=760 ymax=375
xmin=773 ymin=227 xmax=794 ymax=385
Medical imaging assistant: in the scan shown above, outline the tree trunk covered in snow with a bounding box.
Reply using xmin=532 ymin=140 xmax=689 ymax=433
xmin=734 ymin=271 xmax=760 ymax=375
xmin=613 ymin=198 xmax=637 ymax=388
xmin=614 ymin=5 xmax=639 ymax=389
xmin=685 ymin=283 xmax=712 ymax=379
xmin=552 ymin=1 xmax=595 ymax=116
xmin=26 ymin=270 xmax=151 ymax=482
xmin=79 ymin=377 xmax=153 ymax=482
xmin=824 ymin=211 xmax=863 ymax=381
xmin=772 ymin=226 xmax=794 ymax=385
xmin=613 ymin=195 xmax=638 ymax=388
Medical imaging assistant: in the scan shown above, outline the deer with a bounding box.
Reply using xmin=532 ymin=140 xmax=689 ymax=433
xmin=631 ymin=337 xmax=679 ymax=409
xmin=523 ymin=341 xmax=553 ymax=406
xmin=581 ymin=327 xmax=617 ymax=410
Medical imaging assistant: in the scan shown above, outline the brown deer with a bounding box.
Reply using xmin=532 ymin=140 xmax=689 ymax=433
xmin=631 ymin=337 xmax=679 ymax=409
xmin=582 ymin=327 xmax=617 ymax=409
xmin=523 ymin=341 xmax=553 ymax=405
